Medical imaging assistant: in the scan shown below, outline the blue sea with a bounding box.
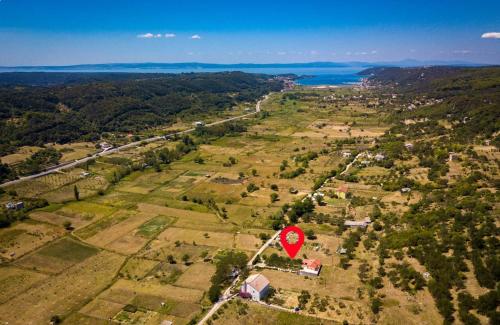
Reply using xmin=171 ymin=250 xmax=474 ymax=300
xmin=0 ymin=66 xmax=365 ymax=86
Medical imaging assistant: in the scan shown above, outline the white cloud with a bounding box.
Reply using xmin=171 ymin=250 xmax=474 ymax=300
xmin=481 ymin=32 xmax=500 ymax=39
xmin=164 ymin=33 xmax=176 ymax=38
xmin=137 ymin=33 xmax=154 ymax=39
xmin=137 ymin=33 xmax=162 ymax=39
xmin=191 ymin=34 xmax=202 ymax=39
xmin=453 ymin=49 xmax=471 ymax=54
xmin=310 ymin=50 xmax=318 ymax=55
xmin=277 ymin=51 xmax=287 ymax=56
xmin=371 ymin=50 xmax=378 ymax=54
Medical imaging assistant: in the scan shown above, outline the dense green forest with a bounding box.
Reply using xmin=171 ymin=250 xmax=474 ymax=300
xmin=362 ymin=66 xmax=500 ymax=144
xmin=0 ymin=72 xmax=283 ymax=156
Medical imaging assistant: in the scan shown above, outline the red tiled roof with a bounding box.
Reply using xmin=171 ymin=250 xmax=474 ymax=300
xmin=337 ymin=184 xmax=349 ymax=193
xmin=302 ymin=259 xmax=321 ymax=270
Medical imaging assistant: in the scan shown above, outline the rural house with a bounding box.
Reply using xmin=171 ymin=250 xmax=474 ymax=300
xmin=299 ymin=259 xmax=322 ymax=276
xmin=344 ymin=217 xmax=371 ymax=228
xmin=240 ymin=274 xmax=270 ymax=301
xmin=335 ymin=184 xmax=349 ymax=199
xmin=5 ymin=201 xmax=24 ymax=210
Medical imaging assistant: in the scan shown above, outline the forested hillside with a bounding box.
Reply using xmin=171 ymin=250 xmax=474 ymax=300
xmin=362 ymin=66 xmax=500 ymax=144
xmin=0 ymin=72 xmax=283 ymax=155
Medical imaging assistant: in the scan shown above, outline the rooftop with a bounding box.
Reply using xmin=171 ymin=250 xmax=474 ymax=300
xmin=245 ymin=274 xmax=270 ymax=292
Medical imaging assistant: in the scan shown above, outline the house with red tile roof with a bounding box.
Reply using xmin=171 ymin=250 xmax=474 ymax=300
xmin=335 ymin=184 xmax=349 ymax=199
xmin=299 ymin=259 xmax=322 ymax=276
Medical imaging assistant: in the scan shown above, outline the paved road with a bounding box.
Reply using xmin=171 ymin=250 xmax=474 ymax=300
xmin=0 ymin=95 xmax=269 ymax=188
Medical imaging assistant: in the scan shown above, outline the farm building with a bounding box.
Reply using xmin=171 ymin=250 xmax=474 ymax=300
xmin=405 ymin=143 xmax=414 ymax=150
xmin=99 ymin=142 xmax=113 ymax=151
xmin=193 ymin=121 xmax=205 ymax=127
xmin=374 ymin=153 xmax=385 ymax=161
xmin=341 ymin=151 xmax=352 ymax=158
xmin=240 ymin=274 xmax=270 ymax=301
xmin=299 ymin=259 xmax=322 ymax=276
xmin=335 ymin=184 xmax=349 ymax=199
xmin=344 ymin=217 xmax=371 ymax=228
xmin=5 ymin=201 xmax=24 ymax=210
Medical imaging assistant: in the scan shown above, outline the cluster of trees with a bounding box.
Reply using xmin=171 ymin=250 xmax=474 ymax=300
xmin=208 ymin=250 xmax=248 ymax=302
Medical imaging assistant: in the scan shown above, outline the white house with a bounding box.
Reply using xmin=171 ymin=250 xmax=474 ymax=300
xmin=344 ymin=217 xmax=371 ymax=228
xmin=240 ymin=274 xmax=270 ymax=301
xmin=99 ymin=142 xmax=113 ymax=151
xmin=374 ymin=153 xmax=385 ymax=161
xmin=193 ymin=121 xmax=205 ymax=127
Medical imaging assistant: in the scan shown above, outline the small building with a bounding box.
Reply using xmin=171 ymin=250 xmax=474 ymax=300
xmin=401 ymin=187 xmax=411 ymax=193
xmin=341 ymin=151 xmax=352 ymax=158
xmin=336 ymin=246 xmax=347 ymax=254
xmin=240 ymin=274 xmax=270 ymax=301
xmin=335 ymin=184 xmax=349 ymax=199
xmin=404 ymin=143 xmax=414 ymax=150
xmin=374 ymin=153 xmax=385 ymax=161
xmin=81 ymin=171 xmax=90 ymax=177
xmin=5 ymin=201 xmax=24 ymax=210
xmin=344 ymin=217 xmax=371 ymax=228
xmin=99 ymin=142 xmax=113 ymax=151
xmin=299 ymin=259 xmax=322 ymax=276
xmin=193 ymin=121 xmax=205 ymax=127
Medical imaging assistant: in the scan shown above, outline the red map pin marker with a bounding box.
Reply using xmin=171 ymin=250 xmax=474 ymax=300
xmin=280 ymin=225 xmax=304 ymax=259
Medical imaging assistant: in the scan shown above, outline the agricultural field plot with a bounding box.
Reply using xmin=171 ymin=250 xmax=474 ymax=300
xmin=16 ymin=237 xmax=99 ymax=274
xmin=95 ymin=279 xmax=205 ymax=322
xmin=0 ymin=146 xmax=41 ymax=165
xmin=54 ymin=201 xmax=117 ymax=226
xmin=0 ymin=266 xmax=48 ymax=304
xmin=119 ymin=257 xmax=159 ymax=280
xmin=137 ymin=203 xmax=234 ymax=232
xmin=0 ymin=220 xmax=64 ymax=260
xmin=81 ymin=212 xmax=171 ymax=255
xmin=0 ymin=250 xmax=125 ymax=325
xmin=212 ymin=300 xmax=337 ymax=325
xmin=41 ymin=174 xmax=108 ymax=202
xmin=53 ymin=142 xmax=96 ymax=163
xmin=114 ymin=169 xmax=185 ymax=194
xmin=174 ymin=262 xmax=216 ymax=290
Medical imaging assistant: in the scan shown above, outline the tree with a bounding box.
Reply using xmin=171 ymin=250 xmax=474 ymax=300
xmin=305 ymin=229 xmax=317 ymax=240
xmin=182 ymin=254 xmax=190 ymax=265
xmin=167 ymin=254 xmax=176 ymax=264
xmin=73 ymin=185 xmax=79 ymax=201
xmin=270 ymin=193 xmax=279 ymax=203
xmin=270 ymin=184 xmax=279 ymax=191
xmin=63 ymin=221 xmax=72 ymax=230
xmin=371 ymin=297 xmax=382 ymax=314
xmin=208 ymin=284 xmax=221 ymax=303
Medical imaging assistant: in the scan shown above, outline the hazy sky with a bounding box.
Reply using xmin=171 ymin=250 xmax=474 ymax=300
xmin=1 ymin=0 xmax=499 ymax=65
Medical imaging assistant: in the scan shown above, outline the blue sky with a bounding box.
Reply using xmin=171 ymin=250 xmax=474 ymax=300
xmin=1 ymin=0 xmax=499 ymax=65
